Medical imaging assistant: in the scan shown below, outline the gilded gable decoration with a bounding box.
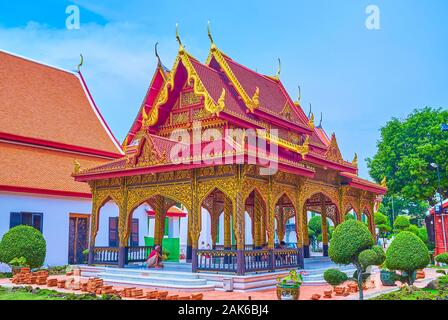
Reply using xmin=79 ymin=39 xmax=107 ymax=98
xmin=326 ymin=133 xmax=343 ymax=164
xmin=127 ymin=135 xmax=166 ymax=168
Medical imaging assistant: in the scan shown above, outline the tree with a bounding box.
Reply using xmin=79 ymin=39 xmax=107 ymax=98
xmin=393 ymin=215 xmax=410 ymax=232
xmin=328 ymin=220 xmax=385 ymax=300
xmin=367 ymin=107 xmax=448 ymax=204
xmin=374 ymin=212 xmax=391 ymax=247
xmin=345 ymin=213 xmax=356 ymax=221
xmin=385 ymin=231 xmax=430 ymax=286
xmin=308 ymin=215 xmax=330 ymax=250
xmin=0 ymin=226 xmax=46 ymax=269
xmin=378 ymin=195 xmax=428 ymax=225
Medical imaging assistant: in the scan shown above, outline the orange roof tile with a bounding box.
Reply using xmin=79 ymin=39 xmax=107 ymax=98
xmin=0 ymin=51 xmax=122 ymax=156
xmin=0 ymin=141 xmax=108 ymax=196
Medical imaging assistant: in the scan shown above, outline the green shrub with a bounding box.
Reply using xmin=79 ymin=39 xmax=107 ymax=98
xmin=385 ymin=231 xmax=430 ymax=285
xmin=371 ymin=245 xmax=386 ymax=265
xmin=323 ymin=269 xmax=348 ymax=287
xmin=406 ymin=224 xmax=419 ymax=236
xmin=435 ymin=253 xmax=448 ymax=265
xmin=418 ymin=227 xmax=428 ymax=244
xmin=393 ymin=216 xmax=410 ymax=231
xmin=345 ymin=213 xmax=356 ymax=221
xmin=309 ymin=215 xmax=327 ymax=234
xmin=0 ymin=226 xmax=46 ymax=269
xmin=328 ymin=220 xmax=376 ymax=300
xmin=374 ymin=212 xmax=388 ymax=225
xmin=359 ymin=246 xmax=385 ymax=270
xmin=329 ymin=220 xmax=373 ymax=264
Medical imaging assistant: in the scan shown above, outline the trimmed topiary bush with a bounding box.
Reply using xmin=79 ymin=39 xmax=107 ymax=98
xmin=329 ymin=220 xmax=373 ymax=264
xmin=324 ymin=268 xmax=348 ymax=287
xmin=374 ymin=212 xmax=388 ymax=225
xmin=0 ymin=225 xmax=46 ymax=269
xmin=406 ymin=224 xmax=419 ymax=236
xmin=328 ymin=220 xmax=380 ymax=300
xmin=393 ymin=215 xmax=410 ymax=231
xmin=371 ymin=245 xmax=386 ymax=265
xmin=385 ymin=231 xmax=430 ymax=285
xmin=435 ymin=252 xmax=448 ymax=265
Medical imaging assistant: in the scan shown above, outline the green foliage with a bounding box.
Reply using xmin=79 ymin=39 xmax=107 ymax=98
xmin=366 ymin=107 xmax=448 ymax=203
xmin=353 ymin=270 xmax=371 ymax=284
xmin=328 ymin=220 xmax=374 ymax=265
xmin=8 ymin=257 xmax=28 ymax=267
xmin=345 ymin=213 xmax=356 ymax=221
xmin=385 ymin=231 xmax=430 ymax=284
xmin=371 ymin=245 xmax=386 ymax=265
xmin=0 ymin=226 xmax=46 ymax=269
xmin=393 ymin=215 xmax=411 ymax=231
xmin=323 ymin=269 xmax=348 ymax=287
xmin=406 ymin=224 xmax=420 ymax=236
xmin=359 ymin=249 xmax=379 ymax=270
xmin=309 ymin=215 xmax=325 ymax=234
xmin=378 ymin=196 xmax=429 ymax=225
xmin=374 ymin=212 xmax=389 ymax=225
xmin=418 ymin=227 xmax=429 ymax=244
xmin=435 ymin=253 xmax=448 ymax=265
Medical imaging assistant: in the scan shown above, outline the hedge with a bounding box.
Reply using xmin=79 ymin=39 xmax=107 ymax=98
xmin=0 ymin=225 xmax=46 ymax=269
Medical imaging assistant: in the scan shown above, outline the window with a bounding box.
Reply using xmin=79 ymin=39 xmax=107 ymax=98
xmin=109 ymin=217 xmax=139 ymax=247
xmin=10 ymin=212 xmax=43 ymax=232
xmin=130 ymin=219 xmax=139 ymax=247
xmin=109 ymin=217 xmax=118 ymax=247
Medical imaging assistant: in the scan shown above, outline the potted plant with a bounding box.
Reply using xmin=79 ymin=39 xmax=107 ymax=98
xmin=9 ymin=257 xmax=28 ymax=275
xmin=82 ymin=249 xmax=89 ymax=264
xmin=379 ymin=266 xmax=398 ymax=286
xmin=276 ymin=269 xmax=303 ymax=300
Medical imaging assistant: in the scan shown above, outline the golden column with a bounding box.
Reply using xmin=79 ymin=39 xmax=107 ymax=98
xmin=277 ymin=206 xmax=286 ymax=243
xmin=153 ymin=196 xmax=166 ymax=246
xmin=253 ymin=192 xmax=263 ymax=248
xmin=320 ymin=195 xmax=329 ymax=257
xmin=223 ymin=196 xmax=232 ymax=249
xmin=302 ymin=203 xmax=310 ymax=258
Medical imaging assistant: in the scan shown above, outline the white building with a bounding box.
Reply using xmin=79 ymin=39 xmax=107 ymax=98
xmin=0 ymin=50 xmax=123 ymax=268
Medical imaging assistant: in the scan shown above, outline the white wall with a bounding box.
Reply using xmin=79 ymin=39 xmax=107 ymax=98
xmin=96 ymin=202 xmax=149 ymax=247
xmin=0 ymin=192 xmax=92 ymax=268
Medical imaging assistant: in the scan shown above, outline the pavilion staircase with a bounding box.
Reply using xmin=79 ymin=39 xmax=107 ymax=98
xmin=76 ymin=258 xmax=357 ymax=291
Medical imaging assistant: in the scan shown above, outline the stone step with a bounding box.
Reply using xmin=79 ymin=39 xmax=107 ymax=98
xmin=98 ymin=272 xmax=208 ymax=286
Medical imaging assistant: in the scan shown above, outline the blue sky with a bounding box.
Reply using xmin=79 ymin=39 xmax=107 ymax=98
xmin=0 ymin=0 xmax=447 ymax=179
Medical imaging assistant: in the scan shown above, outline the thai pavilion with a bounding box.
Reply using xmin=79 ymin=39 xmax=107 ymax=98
xmin=74 ymin=29 xmax=387 ymax=275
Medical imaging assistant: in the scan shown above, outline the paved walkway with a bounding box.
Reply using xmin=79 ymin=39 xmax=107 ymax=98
xmin=0 ymin=268 xmax=440 ymax=300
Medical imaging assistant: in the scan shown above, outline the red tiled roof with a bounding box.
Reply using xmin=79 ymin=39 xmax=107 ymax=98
xmin=0 ymin=141 xmax=106 ymax=196
xmin=0 ymin=51 xmax=122 ymax=155
xmin=216 ymin=56 xmax=309 ymax=127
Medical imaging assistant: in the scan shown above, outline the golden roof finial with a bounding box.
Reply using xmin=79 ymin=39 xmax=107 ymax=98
xmin=207 ymin=21 xmax=215 ymax=48
xmin=352 ymin=153 xmax=358 ymax=166
xmin=309 ymin=109 xmax=315 ymax=130
xmin=276 ymin=58 xmax=281 ymax=79
xmin=297 ymin=85 xmax=301 ymax=102
xmin=77 ymin=54 xmax=83 ymax=72
xmin=122 ymin=136 xmax=129 ymax=153
xmin=308 ymin=103 xmax=312 ymax=118
xmin=73 ymin=159 xmax=81 ymax=175
xmin=175 ymin=23 xmax=184 ymax=52
xmin=381 ymin=176 xmax=387 ymax=188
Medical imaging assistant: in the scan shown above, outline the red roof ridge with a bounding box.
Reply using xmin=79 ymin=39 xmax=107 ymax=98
xmin=0 ymin=49 xmax=77 ymax=76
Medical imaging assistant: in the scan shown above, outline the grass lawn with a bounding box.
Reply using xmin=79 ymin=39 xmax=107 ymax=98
xmin=372 ymin=288 xmax=441 ymax=300
xmin=0 ymin=286 xmax=121 ymax=300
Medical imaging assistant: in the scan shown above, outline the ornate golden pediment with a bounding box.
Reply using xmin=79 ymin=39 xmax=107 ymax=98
xmin=326 ymin=133 xmax=343 ymax=164
xmin=127 ymin=135 xmax=167 ymax=168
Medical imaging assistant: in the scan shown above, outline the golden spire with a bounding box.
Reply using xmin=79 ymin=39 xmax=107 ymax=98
xmin=207 ymin=21 xmax=216 ymax=49
xmin=275 ymin=58 xmax=281 ymax=79
xmin=77 ymin=54 xmax=83 ymax=72
xmin=73 ymin=159 xmax=81 ymax=174
xmin=381 ymin=176 xmax=387 ymax=188
xmin=308 ymin=110 xmax=315 ymax=130
xmin=175 ymin=23 xmax=184 ymax=52
xmin=122 ymin=136 xmax=129 ymax=153
xmin=352 ymin=153 xmax=358 ymax=166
